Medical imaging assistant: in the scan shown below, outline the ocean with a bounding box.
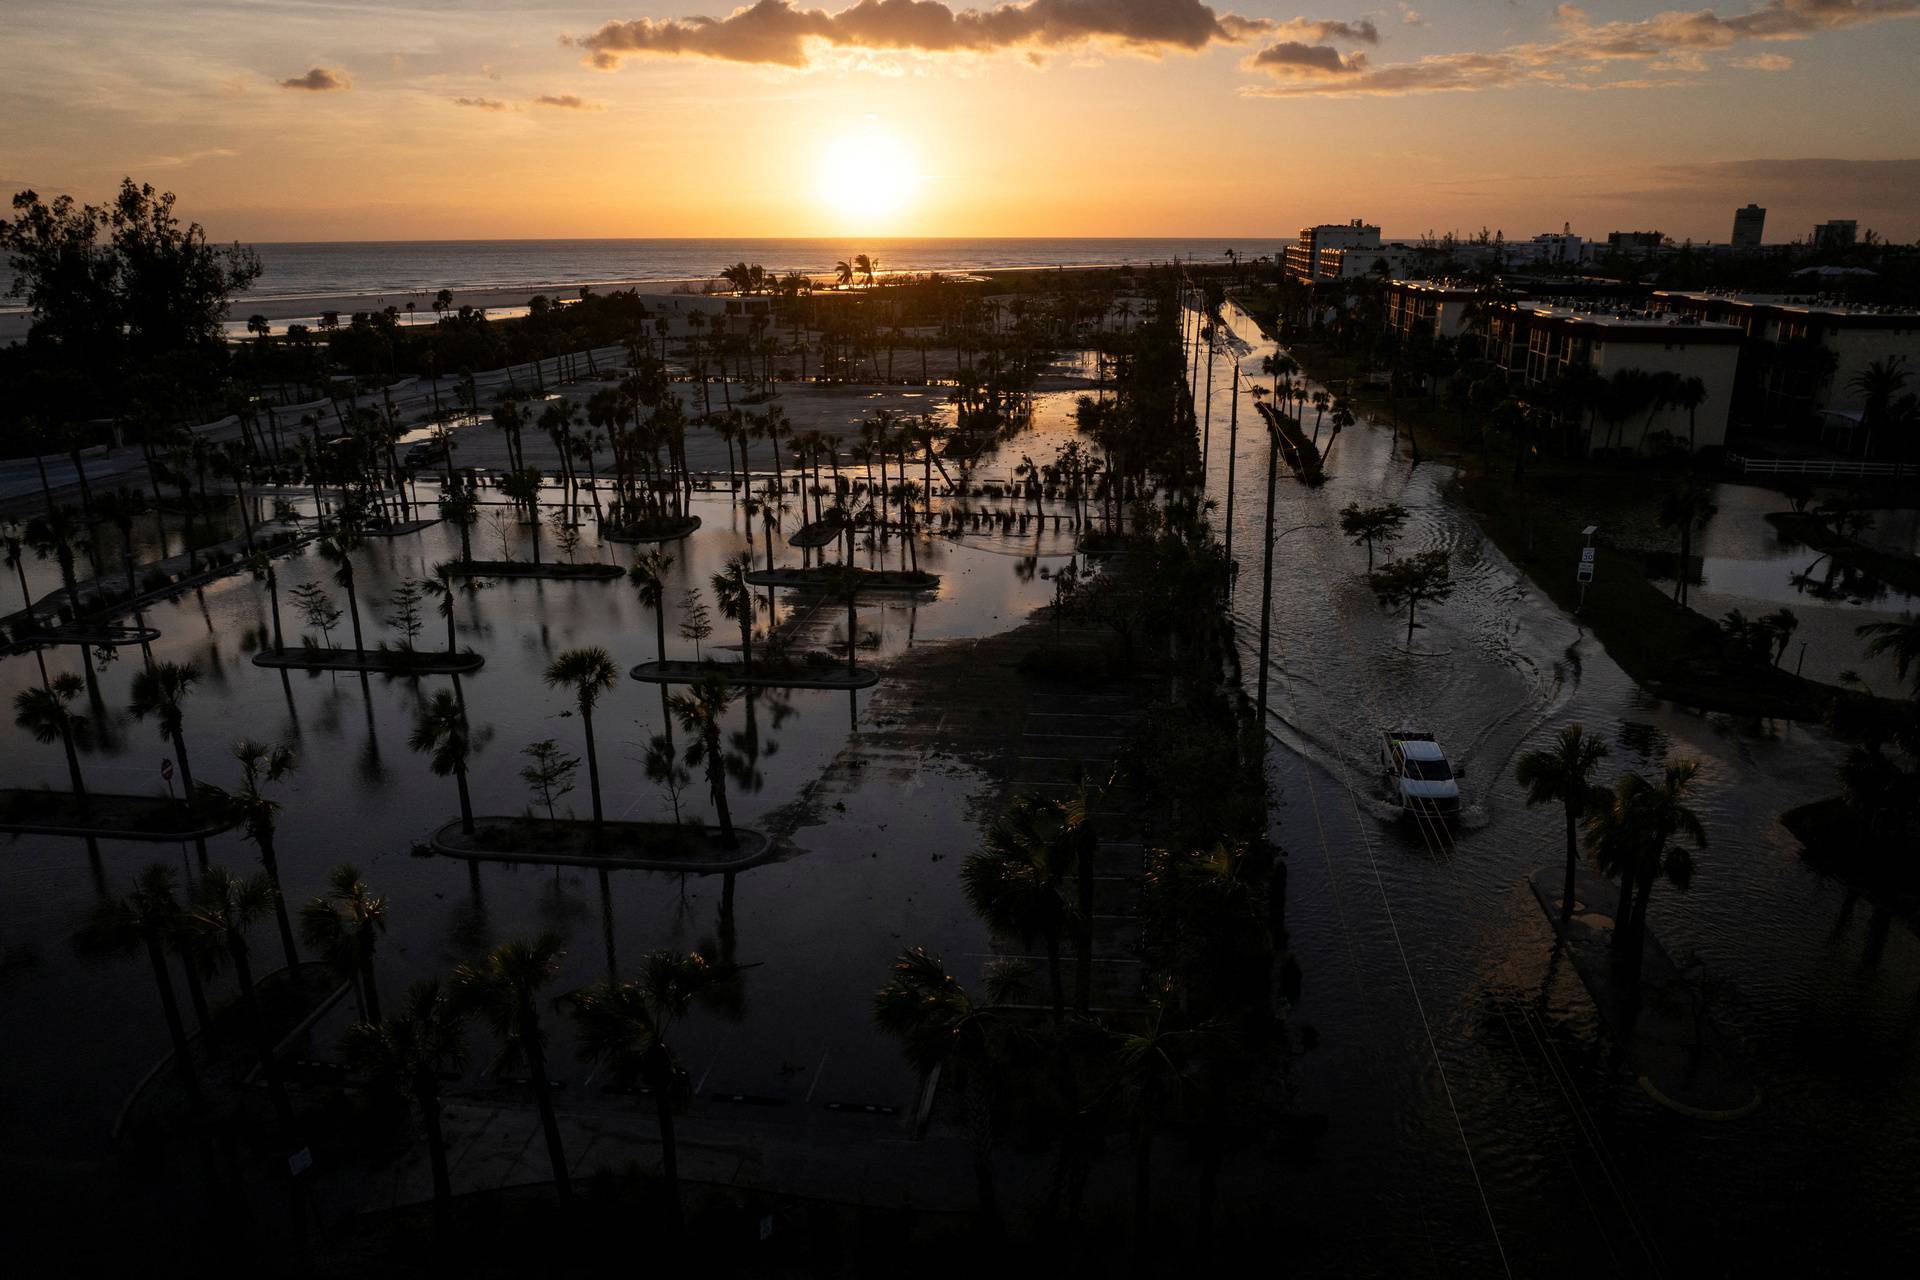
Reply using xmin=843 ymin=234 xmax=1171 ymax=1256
xmin=229 ymin=237 xmax=1289 ymax=304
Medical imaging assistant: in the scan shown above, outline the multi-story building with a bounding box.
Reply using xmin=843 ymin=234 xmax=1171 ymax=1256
xmin=1481 ymin=301 xmax=1743 ymax=451
xmin=1650 ymin=291 xmax=1920 ymax=428
xmin=1810 ymin=219 xmax=1858 ymax=250
xmin=1283 ymin=221 xmax=1384 ymax=282
xmin=1731 ymin=204 xmax=1766 ymax=249
xmin=1383 ymin=280 xmax=1483 ymax=342
xmin=1605 ymin=230 xmax=1666 ymax=255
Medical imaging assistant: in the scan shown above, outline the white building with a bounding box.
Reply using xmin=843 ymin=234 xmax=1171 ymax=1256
xmin=1283 ymin=221 xmax=1385 ymax=282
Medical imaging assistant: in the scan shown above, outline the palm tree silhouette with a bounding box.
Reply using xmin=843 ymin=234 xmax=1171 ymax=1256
xmin=1858 ymin=612 xmax=1920 ymax=694
xmin=88 ymin=865 xmax=203 ymax=1109
xmin=453 ymin=934 xmax=572 ymax=1201
xmin=129 ymin=660 xmax=200 ymax=820
xmin=873 ymin=946 xmax=1019 ymax=1231
xmin=301 ymin=862 xmax=388 ymax=1021
xmin=188 ymin=865 xmax=297 ymax=1131
xmin=628 ymin=550 xmax=675 ymax=663
xmin=710 ymin=550 xmax=760 ymax=670
xmin=1515 ymin=725 xmax=1611 ymax=936
xmin=15 ymin=673 xmax=89 ymax=813
xmin=343 ymin=979 xmax=467 ymax=1242
xmin=204 ymin=739 xmax=301 ymax=973
xmin=544 ymin=647 xmax=619 ymax=830
xmin=317 ymin=535 xmax=367 ymax=651
xmin=962 ymin=792 xmax=1081 ymax=1020
xmin=669 ymin=674 xmax=739 ymax=846
xmin=410 ymin=687 xmax=479 ymax=833
xmin=569 ymin=950 xmax=730 ymax=1232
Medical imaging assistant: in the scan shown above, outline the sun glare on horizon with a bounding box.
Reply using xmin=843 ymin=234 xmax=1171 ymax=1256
xmin=815 ymin=124 xmax=921 ymax=231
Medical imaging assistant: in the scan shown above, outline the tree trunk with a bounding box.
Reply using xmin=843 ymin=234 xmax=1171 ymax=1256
xmin=454 ymin=762 xmax=474 ymax=834
xmin=417 ymin=1074 xmax=453 ymax=1242
xmin=582 ymin=709 xmax=603 ymax=831
xmin=145 ymin=925 xmax=203 ymax=1110
xmin=259 ymin=834 xmax=301 ymax=974
xmin=1560 ymin=806 xmax=1578 ymax=934
xmin=520 ymin=1006 xmax=572 ymax=1200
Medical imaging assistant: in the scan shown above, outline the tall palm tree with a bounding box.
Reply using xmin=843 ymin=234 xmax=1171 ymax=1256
xmin=544 ymin=647 xmax=619 ymax=830
xmin=709 ymin=550 xmax=760 ymax=670
xmin=301 ymin=862 xmax=388 ymax=1022
xmin=669 ymin=674 xmax=738 ymax=846
xmin=1670 ymin=375 xmax=1708 ymax=455
xmin=629 ymin=550 xmax=674 ymax=663
xmin=1585 ymin=763 xmax=1707 ymax=981
xmin=317 ymin=535 xmax=367 ymax=651
xmin=452 ymin=934 xmax=572 ymax=1201
xmin=203 ymin=739 xmax=301 ymax=974
xmin=244 ymin=550 xmax=286 ymax=653
xmin=94 ymin=865 xmax=204 ymax=1108
xmin=129 ymin=660 xmax=200 ymax=816
xmin=569 ymin=950 xmax=725 ymax=1231
xmin=1657 ymin=474 xmax=1717 ymax=607
xmin=15 ymin=673 xmax=89 ymax=813
xmin=1515 ymin=725 xmax=1611 ymax=936
xmin=823 ymin=563 xmax=864 ymax=677
xmin=343 ymin=979 xmax=467 ymax=1243
xmin=410 ymin=687 xmax=479 ymax=833
xmin=962 ymin=793 xmax=1079 ymax=1020
xmin=188 ymin=865 xmax=297 ymax=1130
xmin=1858 ymin=612 xmax=1920 ymax=694
xmin=1848 ymin=356 xmax=1909 ymax=457
xmin=420 ymin=558 xmax=486 ymax=656
xmin=873 ymin=947 xmax=1016 ymax=1230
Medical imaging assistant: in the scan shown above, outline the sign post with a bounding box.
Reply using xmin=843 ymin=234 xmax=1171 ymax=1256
xmin=1576 ymin=526 xmax=1598 ymax=612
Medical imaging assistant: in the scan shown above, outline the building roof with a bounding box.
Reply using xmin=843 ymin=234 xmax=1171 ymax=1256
xmin=1511 ymin=301 xmax=1745 ymax=343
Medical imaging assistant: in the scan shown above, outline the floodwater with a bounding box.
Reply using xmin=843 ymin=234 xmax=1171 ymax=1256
xmin=0 ymin=457 xmax=1077 ymax=1180
xmin=1194 ymin=296 xmax=1920 ymax=1273
xmin=6 ymin=313 xmax=1918 ymax=1268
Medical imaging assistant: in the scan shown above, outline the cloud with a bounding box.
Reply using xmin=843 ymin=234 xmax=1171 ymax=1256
xmin=1730 ymin=52 xmax=1794 ymax=68
xmin=570 ymin=0 xmax=1299 ymax=69
xmin=1398 ymin=5 xmax=1427 ymax=26
xmin=279 ymin=66 xmax=351 ymax=91
xmin=1247 ymin=0 xmax=1918 ymax=96
xmin=1249 ymin=41 xmax=1364 ymax=76
xmin=533 ymin=94 xmax=601 ymax=109
xmin=453 ymin=97 xmax=510 ymax=110
xmin=1268 ymin=17 xmax=1378 ymax=43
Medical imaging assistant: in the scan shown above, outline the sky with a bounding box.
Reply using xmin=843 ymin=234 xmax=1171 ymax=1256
xmin=1 ymin=0 xmax=1917 ymax=244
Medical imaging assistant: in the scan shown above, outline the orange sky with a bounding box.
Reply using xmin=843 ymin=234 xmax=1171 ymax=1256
xmin=2 ymin=2 xmax=1917 ymax=243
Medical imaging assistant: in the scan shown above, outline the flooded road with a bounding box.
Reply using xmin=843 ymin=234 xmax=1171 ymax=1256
xmin=1192 ymin=297 xmax=1920 ymax=1273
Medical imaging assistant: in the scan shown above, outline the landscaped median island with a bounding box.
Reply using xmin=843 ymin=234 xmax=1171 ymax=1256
xmin=430 ymin=815 xmax=775 ymax=872
xmin=251 ymin=644 xmax=486 ymax=674
xmin=603 ymin=514 xmax=701 ymax=543
xmin=1528 ymin=868 xmax=1761 ymax=1119
xmin=745 ymin=566 xmax=939 ymax=592
xmin=440 ymin=559 xmax=624 ymax=580
xmin=629 ymin=657 xmax=879 ymax=690
xmin=0 ymin=788 xmax=238 ymax=841
xmin=1765 ymin=510 xmax=1920 ymax=599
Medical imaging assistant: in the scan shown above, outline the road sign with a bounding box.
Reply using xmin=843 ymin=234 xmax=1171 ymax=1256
xmin=159 ymin=759 xmax=174 ymax=782
xmin=1580 ymin=547 xmax=1596 ymax=563
xmin=288 ymin=1147 xmax=313 ymax=1178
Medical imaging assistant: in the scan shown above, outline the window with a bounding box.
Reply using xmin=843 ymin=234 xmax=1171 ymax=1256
xmin=1406 ymin=758 xmax=1453 ymax=782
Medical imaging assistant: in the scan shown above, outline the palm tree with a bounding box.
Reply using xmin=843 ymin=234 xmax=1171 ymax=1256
xmin=410 ymin=687 xmax=479 ymax=833
xmin=93 ymin=865 xmax=204 ymax=1108
xmin=544 ymin=647 xmax=619 ymax=830
xmin=420 ymin=558 xmax=486 ymax=655
xmin=823 ymin=563 xmax=865 ymax=677
xmin=129 ymin=660 xmax=201 ymax=816
xmin=317 ymin=535 xmax=367 ymax=651
xmin=203 ymin=739 xmax=301 ymax=974
xmin=1656 ymin=474 xmax=1717 ymax=607
xmin=188 ymin=865 xmax=297 ymax=1130
xmin=1848 ymin=356 xmax=1909 ymax=457
xmin=569 ymin=950 xmax=726 ymax=1231
xmin=452 ymin=934 xmax=572 ymax=1201
xmin=1670 ymin=375 xmax=1708 ymax=454
xmin=438 ymin=488 xmax=479 ymax=562
xmin=669 ymin=674 xmax=738 ymax=846
xmin=873 ymin=947 xmax=1015 ymax=1230
xmin=15 ymin=673 xmax=89 ymax=813
xmin=629 ymin=550 xmax=674 ymax=663
xmin=1858 ymin=613 xmax=1920 ymax=694
xmin=962 ymin=793 xmax=1079 ymax=1020
xmin=710 ymin=550 xmax=760 ymax=670
xmin=301 ymin=862 xmax=388 ymax=1022
xmin=343 ymin=979 xmax=467 ymax=1243
xmin=1585 ymin=763 xmax=1707 ymax=981
xmin=244 ymin=550 xmax=286 ymax=653
xmin=1515 ymin=725 xmax=1611 ymax=936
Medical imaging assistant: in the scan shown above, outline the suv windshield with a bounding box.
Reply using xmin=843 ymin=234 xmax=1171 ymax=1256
xmin=1406 ymin=758 xmax=1453 ymax=782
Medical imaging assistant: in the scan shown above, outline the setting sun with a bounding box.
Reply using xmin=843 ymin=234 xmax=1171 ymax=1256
xmin=815 ymin=124 xmax=920 ymax=230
